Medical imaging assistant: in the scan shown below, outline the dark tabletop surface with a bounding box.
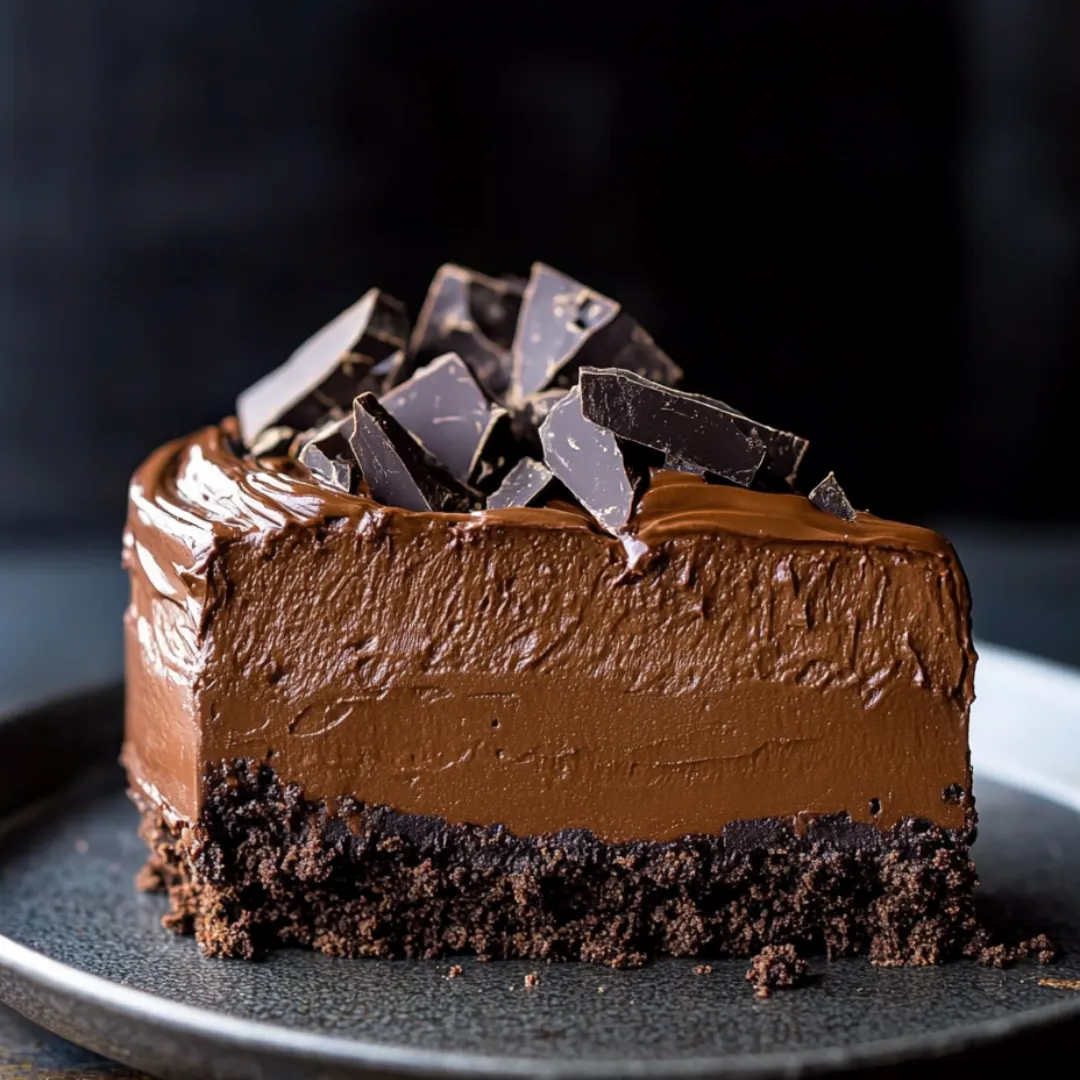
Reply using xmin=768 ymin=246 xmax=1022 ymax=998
xmin=0 ymin=524 xmax=1077 ymax=1078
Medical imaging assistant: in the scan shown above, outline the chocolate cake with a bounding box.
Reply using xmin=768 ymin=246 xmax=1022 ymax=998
xmin=124 ymin=262 xmax=979 ymax=968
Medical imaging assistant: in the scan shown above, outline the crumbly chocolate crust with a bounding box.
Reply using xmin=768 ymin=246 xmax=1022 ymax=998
xmin=746 ymin=944 xmax=810 ymax=998
xmin=135 ymin=761 xmax=985 ymax=969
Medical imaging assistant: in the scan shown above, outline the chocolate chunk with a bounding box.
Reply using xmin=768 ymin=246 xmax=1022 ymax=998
xmin=808 ymin=472 xmax=858 ymax=521
xmin=348 ymin=393 xmax=475 ymax=513
xmin=237 ymin=288 xmax=408 ymax=446
xmin=708 ymin=402 xmax=809 ymax=488
xmin=380 ymin=353 xmax=508 ymax=484
xmin=299 ymin=443 xmax=354 ymax=493
xmin=469 ymin=421 xmax=524 ymax=495
xmin=511 ymin=263 xmax=682 ymax=401
xmin=472 ymin=274 xmax=526 ymax=348
xmin=399 ymin=265 xmax=523 ymax=399
xmin=291 ymin=417 xmax=352 ymax=459
xmin=486 ymin=458 xmax=556 ymax=510
xmin=508 ymin=389 xmax=568 ymax=459
xmin=470 ymin=453 xmax=511 ymax=494
xmin=248 ymin=426 xmax=295 ymax=458
xmin=663 ymin=456 xmax=708 ymax=477
xmin=579 ymin=368 xmax=766 ymax=487
xmin=759 ymin=431 xmax=808 ymax=488
xmin=294 ymin=418 xmax=356 ymax=493
xmin=539 ymin=387 xmax=644 ymax=534
xmin=369 ymin=349 xmax=406 ymax=393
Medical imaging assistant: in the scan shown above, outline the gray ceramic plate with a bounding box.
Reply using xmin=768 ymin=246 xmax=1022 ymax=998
xmin=0 ymin=643 xmax=1079 ymax=1079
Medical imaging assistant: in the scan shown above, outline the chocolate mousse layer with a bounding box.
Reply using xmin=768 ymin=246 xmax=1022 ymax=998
xmin=123 ymin=423 xmax=974 ymax=843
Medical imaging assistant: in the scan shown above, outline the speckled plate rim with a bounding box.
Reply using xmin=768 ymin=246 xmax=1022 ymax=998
xmin=0 ymin=641 xmax=1079 ymax=1079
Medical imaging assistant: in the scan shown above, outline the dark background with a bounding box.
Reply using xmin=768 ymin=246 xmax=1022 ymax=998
xmin=3 ymin=0 xmax=1079 ymax=539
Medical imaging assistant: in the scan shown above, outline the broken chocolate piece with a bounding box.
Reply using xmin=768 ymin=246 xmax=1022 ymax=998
xmin=711 ymin=402 xmax=809 ymax=488
xmin=299 ymin=443 xmax=354 ymax=493
xmin=248 ymin=426 xmax=295 ymax=458
xmin=399 ymin=265 xmax=522 ymax=398
xmin=472 ymin=273 xmax=525 ymax=348
xmin=295 ymin=418 xmax=356 ymax=493
xmin=381 ymin=353 xmax=508 ymax=484
xmin=511 ymin=263 xmax=682 ymax=401
xmin=369 ymin=349 xmax=406 ymax=394
xmin=808 ymin=472 xmax=858 ymax=522
xmin=237 ymin=288 xmax=408 ymax=446
xmin=485 ymin=458 xmax=556 ymax=510
xmin=348 ymin=393 xmax=475 ymax=513
xmin=757 ymin=427 xmax=808 ymax=489
xmin=508 ymin=389 xmax=568 ymax=460
xmin=468 ymin=420 xmax=522 ymax=495
xmin=579 ymin=368 xmax=766 ymax=487
xmin=291 ymin=417 xmax=352 ymax=460
xmin=664 ymin=455 xmax=708 ymax=477
xmin=539 ymin=387 xmax=644 ymax=534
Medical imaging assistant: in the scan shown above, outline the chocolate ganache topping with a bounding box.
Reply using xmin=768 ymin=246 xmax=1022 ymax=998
xmin=123 ymin=261 xmax=975 ymax=842
xmin=230 ymin=261 xmax=834 ymax=521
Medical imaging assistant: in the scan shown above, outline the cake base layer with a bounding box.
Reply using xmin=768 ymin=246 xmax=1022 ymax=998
xmin=134 ymin=762 xmax=980 ymax=969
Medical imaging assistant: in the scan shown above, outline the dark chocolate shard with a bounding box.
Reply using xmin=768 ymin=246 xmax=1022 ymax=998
xmin=348 ymin=393 xmax=475 ymax=513
xmin=294 ymin=418 xmax=356 ymax=493
xmin=291 ymin=417 xmax=352 ymax=460
xmin=237 ymin=288 xmax=409 ymax=446
xmin=248 ymin=426 xmax=296 ymax=458
xmin=511 ymin=263 xmax=682 ymax=401
xmin=369 ymin=349 xmax=406 ymax=394
xmin=467 ymin=413 xmax=521 ymax=494
xmin=758 ymin=429 xmax=809 ymax=488
xmin=508 ymin=388 xmax=569 ymax=459
xmin=709 ymin=400 xmax=809 ymax=488
xmin=664 ymin=455 xmax=708 ymax=477
xmin=579 ymin=368 xmax=766 ymax=487
xmin=473 ymin=274 xmax=526 ymax=347
xmin=486 ymin=458 xmax=556 ymax=510
xmin=808 ymin=472 xmax=858 ymax=522
xmin=539 ymin=387 xmax=645 ymax=534
xmin=380 ymin=353 xmax=508 ymax=484
xmin=299 ymin=443 xmax=354 ymax=493
xmin=399 ymin=265 xmax=523 ymax=399
xmin=521 ymin=388 xmax=568 ymax=430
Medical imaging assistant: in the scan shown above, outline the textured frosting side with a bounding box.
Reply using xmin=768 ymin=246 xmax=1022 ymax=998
xmin=122 ymin=423 xmax=975 ymax=841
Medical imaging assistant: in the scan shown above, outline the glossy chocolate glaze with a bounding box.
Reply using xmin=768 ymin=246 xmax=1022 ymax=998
xmin=123 ymin=422 xmax=975 ymax=841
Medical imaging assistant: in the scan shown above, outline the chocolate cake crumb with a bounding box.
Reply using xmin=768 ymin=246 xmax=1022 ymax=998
xmin=132 ymin=761 xmax=986 ymax=970
xmin=1018 ymin=934 xmax=1057 ymax=964
xmin=524 ymin=972 xmax=540 ymax=989
xmin=134 ymin=864 xmax=161 ymax=894
xmin=746 ymin=944 xmax=809 ymax=999
xmin=974 ymin=933 xmax=1057 ymax=968
xmin=1039 ymin=977 xmax=1080 ymax=991
xmin=693 ymin=965 xmax=712 ymax=975
xmin=976 ymin=943 xmax=1010 ymax=968
xmin=446 ymin=965 xmax=463 ymax=980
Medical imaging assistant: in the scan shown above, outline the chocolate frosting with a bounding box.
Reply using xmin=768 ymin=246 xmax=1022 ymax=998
xmin=123 ymin=422 xmax=975 ymax=842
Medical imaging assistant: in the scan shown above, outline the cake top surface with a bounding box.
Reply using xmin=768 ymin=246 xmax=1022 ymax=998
xmin=129 ymin=261 xmax=953 ymax=565
xmin=130 ymin=421 xmax=953 ymax=567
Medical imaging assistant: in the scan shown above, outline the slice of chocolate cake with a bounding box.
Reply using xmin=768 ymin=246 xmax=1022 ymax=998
xmin=124 ymin=262 xmax=978 ymax=968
